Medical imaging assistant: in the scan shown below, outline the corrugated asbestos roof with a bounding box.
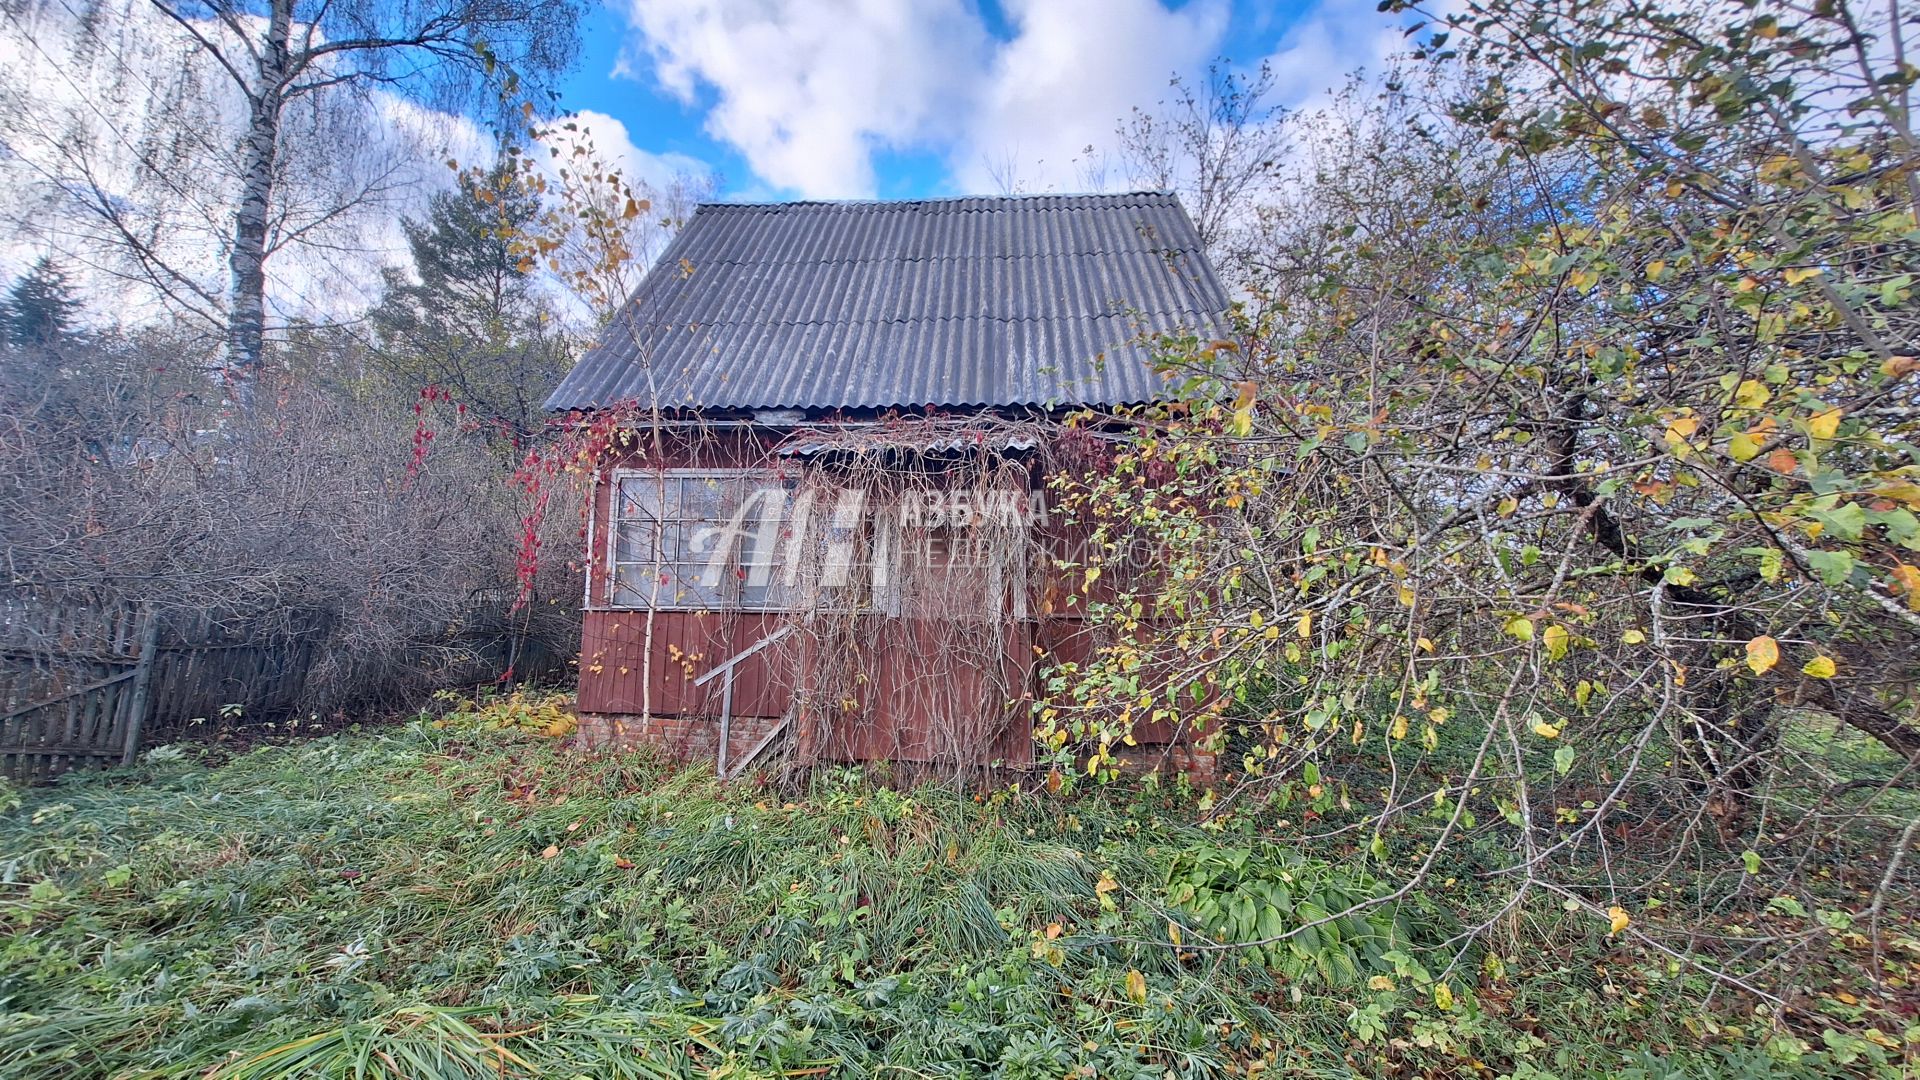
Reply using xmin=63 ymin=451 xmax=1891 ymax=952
xmin=544 ymin=192 xmax=1231 ymax=413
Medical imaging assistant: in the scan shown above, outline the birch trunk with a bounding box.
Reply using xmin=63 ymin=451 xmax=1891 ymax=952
xmin=225 ymin=0 xmax=291 ymax=393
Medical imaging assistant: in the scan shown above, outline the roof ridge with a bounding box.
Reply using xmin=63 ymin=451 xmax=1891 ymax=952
xmin=693 ymin=191 xmax=1178 ymax=212
xmin=663 ymin=254 xmax=1203 ymax=272
xmin=625 ymin=311 xmax=1219 ymax=327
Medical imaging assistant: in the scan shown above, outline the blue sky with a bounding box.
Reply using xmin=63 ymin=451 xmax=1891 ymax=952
xmin=552 ymin=0 xmax=1404 ymax=201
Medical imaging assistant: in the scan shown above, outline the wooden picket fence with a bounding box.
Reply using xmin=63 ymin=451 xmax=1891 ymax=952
xmin=0 ymin=592 xmax=321 ymax=782
xmin=0 ymin=597 xmax=158 ymax=782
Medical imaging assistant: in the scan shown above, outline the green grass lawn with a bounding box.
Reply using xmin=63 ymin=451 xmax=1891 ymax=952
xmin=0 ymin=725 xmax=1903 ymax=1078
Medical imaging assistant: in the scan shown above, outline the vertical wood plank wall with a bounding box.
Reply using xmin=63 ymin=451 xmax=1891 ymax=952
xmin=571 ymin=429 xmax=1194 ymax=769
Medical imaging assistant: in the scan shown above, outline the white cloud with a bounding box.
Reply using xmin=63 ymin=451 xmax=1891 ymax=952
xmin=955 ymin=0 xmax=1228 ymax=193
xmin=1258 ymin=2 xmax=1414 ymax=109
xmin=554 ymin=110 xmax=716 ymax=194
xmin=609 ymin=0 xmax=1406 ymax=199
xmin=615 ymin=0 xmax=989 ymax=198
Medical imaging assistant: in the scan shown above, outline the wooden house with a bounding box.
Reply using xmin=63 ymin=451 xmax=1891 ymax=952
xmin=544 ymin=193 xmax=1231 ymax=779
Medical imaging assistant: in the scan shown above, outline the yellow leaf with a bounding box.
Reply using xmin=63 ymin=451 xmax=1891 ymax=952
xmin=1230 ymin=380 xmax=1257 ymax=436
xmin=1664 ymin=415 xmax=1699 ymax=456
xmin=1505 ymin=615 xmax=1535 ymax=641
xmin=1807 ymin=406 xmax=1842 ymax=440
xmin=1167 ymin=921 xmax=1182 ymax=946
xmin=1083 ymin=566 xmax=1101 ymax=589
xmin=1433 ymin=982 xmax=1454 ymax=1010
xmin=1728 ymin=431 xmax=1761 ymax=462
xmin=1873 ymin=484 xmax=1920 ymax=507
xmin=1646 ymin=259 xmax=1666 ymax=280
xmin=1892 ymin=564 xmax=1920 ymax=609
xmin=1532 ymin=720 xmax=1562 ymax=739
xmin=1389 ymin=714 xmax=1409 ymax=740
xmin=1781 ymin=265 xmax=1821 ymax=285
xmin=1416 ymin=636 xmax=1434 ymax=653
xmin=1126 ymin=968 xmax=1148 ymax=1005
xmin=1801 ymin=655 xmax=1836 ymax=679
xmin=1368 ymin=975 xmax=1396 ymax=991
xmin=1745 ymin=635 xmax=1781 ymax=675
xmin=1543 ymin=624 xmax=1570 ymax=661
xmin=1732 ymin=379 xmax=1771 ymax=409
xmin=1608 ymin=906 xmax=1631 ymax=935
xmin=1296 ymin=611 xmax=1313 ymax=638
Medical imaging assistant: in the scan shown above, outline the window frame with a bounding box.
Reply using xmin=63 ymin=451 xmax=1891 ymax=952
xmin=604 ymin=467 xmax=793 ymax=612
xmin=601 ymin=468 xmax=1040 ymax=618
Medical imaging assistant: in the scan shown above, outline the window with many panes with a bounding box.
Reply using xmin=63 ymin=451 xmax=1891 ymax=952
xmin=608 ymin=471 xmax=790 ymax=610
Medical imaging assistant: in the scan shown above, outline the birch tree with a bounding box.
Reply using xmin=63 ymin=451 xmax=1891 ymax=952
xmin=1 ymin=0 xmax=580 ymax=384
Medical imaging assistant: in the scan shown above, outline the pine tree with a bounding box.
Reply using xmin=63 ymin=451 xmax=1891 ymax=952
xmin=2 ymin=258 xmax=80 ymax=346
xmin=369 ymin=160 xmax=570 ymax=442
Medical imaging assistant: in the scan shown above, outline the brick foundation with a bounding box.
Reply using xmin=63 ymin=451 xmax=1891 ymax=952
xmin=577 ymin=710 xmax=1218 ymax=786
xmin=575 ymin=712 xmax=784 ymax=771
xmin=1159 ymin=743 xmax=1220 ymax=785
xmin=1104 ymin=742 xmax=1220 ymax=786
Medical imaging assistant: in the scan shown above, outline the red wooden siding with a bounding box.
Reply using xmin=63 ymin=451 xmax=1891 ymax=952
xmin=578 ymin=609 xmax=790 ymax=718
xmin=570 ymin=427 xmax=1200 ymax=770
xmin=801 ymin=617 xmax=1034 ymax=767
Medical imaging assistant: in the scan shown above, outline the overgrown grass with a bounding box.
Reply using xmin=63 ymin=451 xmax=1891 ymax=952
xmin=0 ymin=727 xmax=1900 ymax=1078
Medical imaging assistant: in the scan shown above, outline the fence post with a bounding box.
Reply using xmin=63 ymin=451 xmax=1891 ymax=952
xmin=121 ymin=611 xmax=161 ymax=766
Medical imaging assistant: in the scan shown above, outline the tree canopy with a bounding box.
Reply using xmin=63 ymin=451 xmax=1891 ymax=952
xmin=1043 ymin=0 xmax=1920 ymax=1007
